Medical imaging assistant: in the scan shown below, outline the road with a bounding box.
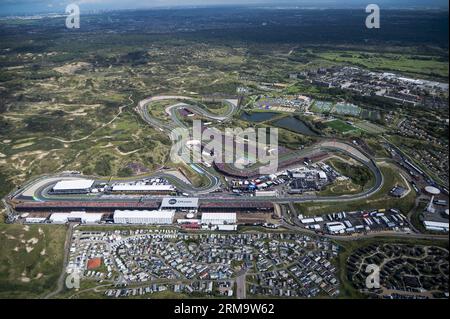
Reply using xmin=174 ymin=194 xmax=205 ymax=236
xmin=236 ymin=272 xmax=247 ymax=299
xmin=13 ymin=94 xmax=383 ymax=204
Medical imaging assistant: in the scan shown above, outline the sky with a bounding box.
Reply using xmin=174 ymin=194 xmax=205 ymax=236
xmin=0 ymin=0 xmax=448 ymax=15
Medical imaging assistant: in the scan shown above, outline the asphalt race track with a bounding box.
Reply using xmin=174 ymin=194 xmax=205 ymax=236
xmin=10 ymin=95 xmax=384 ymax=206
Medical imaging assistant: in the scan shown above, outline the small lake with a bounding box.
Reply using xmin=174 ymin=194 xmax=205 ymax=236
xmin=240 ymin=112 xmax=279 ymax=122
xmin=272 ymin=117 xmax=319 ymax=136
xmin=240 ymin=112 xmax=319 ymax=136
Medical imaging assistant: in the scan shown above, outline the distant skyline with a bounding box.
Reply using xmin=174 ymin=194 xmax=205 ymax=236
xmin=0 ymin=0 xmax=448 ymax=15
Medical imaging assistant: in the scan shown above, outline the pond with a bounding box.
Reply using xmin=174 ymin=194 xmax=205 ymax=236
xmin=240 ymin=112 xmax=280 ymax=122
xmin=272 ymin=116 xmax=319 ymax=136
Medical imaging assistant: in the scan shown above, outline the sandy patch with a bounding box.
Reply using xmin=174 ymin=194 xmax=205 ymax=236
xmin=40 ymin=249 xmax=46 ymax=256
xmin=2 ymin=140 xmax=11 ymax=144
xmin=0 ymin=152 xmax=6 ymax=158
xmin=35 ymin=273 xmax=43 ymax=279
xmin=6 ymin=235 xmax=16 ymax=240
xmin=20 ymin=277 xmax=31 ymax=283
xmin=25 ymin=246 xmax=34 ymax=253
xmin=13 ymin=247 xmax=19 ymax=252
xmin=23 ymin=225 xmax=30 ymax=232
xmin=27 ymin=238 xmax=39 ymax=245
xmin=12 ymin=142 xmax=34 ymax=149
xmin=38 ymin=228 xmax=44 ymax=235
xmin=53 ymin=62 xmax=91 ymax=75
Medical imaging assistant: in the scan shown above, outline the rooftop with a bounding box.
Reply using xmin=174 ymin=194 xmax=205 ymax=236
xmin=161 ymin=197 xmax=199 ymax=208
xmin=53 ymin=179 xmax=95 ymax=191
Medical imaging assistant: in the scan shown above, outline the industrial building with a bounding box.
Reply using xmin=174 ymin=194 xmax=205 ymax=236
xmin=201 ymin=213 xmax=237 ymax=225
xmin=160 ymin=198 xmax=199 ymax=211
xmin=255 ymin=190 xmax=278 ymax=197
xmin=326 ymin=222 xmax=346 ymax=234
xmin=49 ymin=211 xmax=103 ymax=224
xmin=14 ymin=200 xmax=161 ymax=212
xmin=24 ymin=217 xmax=47 ymax=224
xmin=389 ymin=185 xmax=408 ymax=198
xmin=113 ymin=210 xmax=175 ymax=225
xmin=52 ymin=179 xmax=95 ymax=194
xmin=216 ymin=225 xmax=238 ymax=231
xmin=110 ymin=184 xmax=175 ymax=195
xmin=423 ymin=221 xmax=449 ymax=232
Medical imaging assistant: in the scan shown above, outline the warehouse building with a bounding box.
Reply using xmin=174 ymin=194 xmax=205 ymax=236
xmin=24 ymin=217 xmax=48 ymax=224
xmin=52 ymin=179 xmax=95 ymax=194
xmin=201 ymin=213 xmax=237 ymax=225
xmin=49 ymin=211 xmax=103 ymax=224
xmin=160 ymin=198 xmax=199 ymax=211
xmin=14 ymin=200 xmax=161 ymax=213
xmin=113 ymin=210 xmax=175 ymax=225
xmin=111 ymin=184 xmax=175 ymax=195
xmin=255 ymin=190 xmax=278 ymax=197
xmin=423 ymin=220 xmax=449 ymax=232
xmin=326 ymin=222 xmax=346 ymax=234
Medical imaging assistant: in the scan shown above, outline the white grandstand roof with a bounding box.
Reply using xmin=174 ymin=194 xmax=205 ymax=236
xmin=424 ymin=221 xmax=449 ymax=229
xmin=161 ymin=197 xmax=199 ymax=208
xmin=201 ymin=213 xmax=237 ymax=224
xmin=53 ymin=179 xmax=94 ymax=191
xmin=49 ymin=211 xmax=103 ymax=223
xmin=112 ymin=184 xmax=175 ymax=192
xmin=113 ymin=210 xmax=175 ymax=219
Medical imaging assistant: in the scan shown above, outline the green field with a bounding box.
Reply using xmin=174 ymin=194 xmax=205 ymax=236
xmin=353 ymin=121 xmax=386 ymax=134
xmin=0 ymin=224 xmax=67 ymax=298
xmin=325 ymin=120 xmax=359 ymax=134
xmin=319 ymin=157 xmax=375 ymax=196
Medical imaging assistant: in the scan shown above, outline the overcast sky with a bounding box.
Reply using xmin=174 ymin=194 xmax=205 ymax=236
xmin=0 ymin=0 xmax=448 ymax=15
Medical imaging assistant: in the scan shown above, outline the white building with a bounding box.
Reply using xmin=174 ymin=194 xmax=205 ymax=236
xmin=423 ymin=221 xmax=449 ymax=232
xmin=318 ymin=171 xmax=328 ymax=182
xmin=49 ymin=211 xmax=103 ymax=224
xmin=24 ymin=217 xmax=47 ymax=224
xmin=52 ymin=179 xmax=95 ymax=194
xmin=326 ymin=222 xmax=346 ymax=234
xmin=217 ymin=225 xmax=238 ymax=231
xmin=255 ymin=190 xmax=278 ymax=197
xmin=113 ymin=210 xmax=175 ymax=225
xmin=201 ymin=213 xmax=237 ymax=225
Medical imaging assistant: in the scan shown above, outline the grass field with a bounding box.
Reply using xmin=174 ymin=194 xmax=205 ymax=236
xmin=0 ymin=224 xmax=66 ymax=298
xmin=319 ymin=157 xmax=375 ymax=196
xmin=353 ymin=121 xmax=386 ymax=134
xmin=325 ymin=120 xmax=360 ymax=134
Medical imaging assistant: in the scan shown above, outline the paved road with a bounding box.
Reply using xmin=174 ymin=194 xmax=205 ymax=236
xmin=236 ymin=273 xmax=247 ymax=299
xmin=136 ymin=96 xmax=241 ymax=194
